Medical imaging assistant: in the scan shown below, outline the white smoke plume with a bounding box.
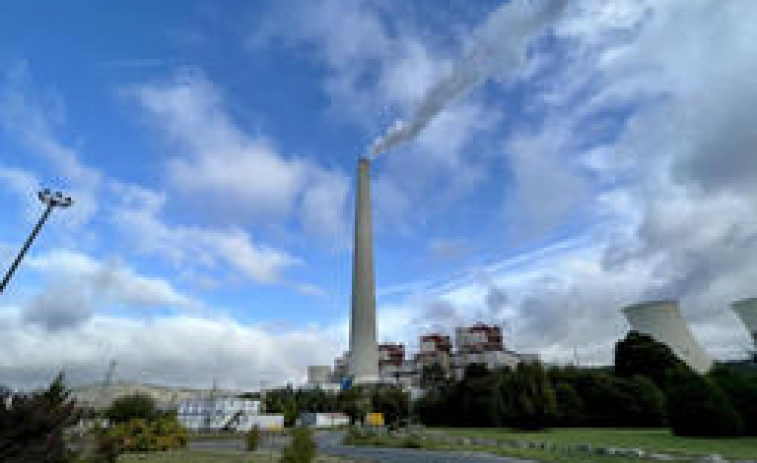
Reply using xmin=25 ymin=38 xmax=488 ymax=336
xmin=369 ymin=0 xmax=567 ymax=157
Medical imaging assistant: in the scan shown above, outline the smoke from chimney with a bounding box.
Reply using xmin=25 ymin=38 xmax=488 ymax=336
xmin=369 ymin=0 xmax=567 ymax=158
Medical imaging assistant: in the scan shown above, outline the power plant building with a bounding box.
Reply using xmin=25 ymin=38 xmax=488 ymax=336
xmin=622 ymin=300 xmax=713 ymax=373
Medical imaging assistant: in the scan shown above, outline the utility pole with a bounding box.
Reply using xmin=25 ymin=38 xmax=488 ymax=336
xmin=1 ymin=189 xmax=72 ymax=293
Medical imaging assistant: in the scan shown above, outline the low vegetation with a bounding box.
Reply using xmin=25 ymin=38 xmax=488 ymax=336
xmin=435 ymin=428 xmax=757 ymax=461
xmin=246 ymin=427 xmax=260 ymax=451
xmin=279 ymin=427 xmax=316 ymax=463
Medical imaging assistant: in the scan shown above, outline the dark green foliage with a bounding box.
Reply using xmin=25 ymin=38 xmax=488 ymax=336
xmin=618 ymin=375 xmax=666 ymax=427
xmin=337 ymin=387 xmax=371 ymax=425
xmin=415 ymin=386 xmax=451 ymax=426
xmin=105 ymin=393 xmax=157 ymax=424
xmin=370 ymin=387 xmax=408 ymax=428
xmin=499 ymin=363 xmax=557 ymax=430
xmin=709 ymin=365 xmax=757 ymax=435
xmin=264 ymin=385 xmax=409 ymax=427
xmin=0 ymin=372 xmax=81 ymax=463
xmin=246 ymin=426 xmax=260 ymax=451
xmin=554 ymin=382 xmax=584 ymax=426
xmin=667 ymin=367 xmax=744 ymax=437
xmin=615 ymin=331 xmax=686 ymax=387
xmin=280 ymin=427 xmax=316 ymax=463
xmin=420 ymin=363 xmax=447 ymax=389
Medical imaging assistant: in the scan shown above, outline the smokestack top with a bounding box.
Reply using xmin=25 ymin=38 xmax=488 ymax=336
xmin=358 ymin=157 xmax=370 ymax=168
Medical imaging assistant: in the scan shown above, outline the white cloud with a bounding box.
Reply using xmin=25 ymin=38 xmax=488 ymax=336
xmin=251 ymin=0 xmax=504 ymax=229
xmin=110 ymin=184 xmax=299 ymax=285
xmin=19 ymin=249 xmax=198 ymax=331
xmin=0 ymin=308 xmax=342 ymax=391
xmin=0 ymin=63 xmax=101 ymax=227
xmin=130 ymin=70 xmax=350 ymax=241
xmin=374 ymin=0 xmax=757 ymax=366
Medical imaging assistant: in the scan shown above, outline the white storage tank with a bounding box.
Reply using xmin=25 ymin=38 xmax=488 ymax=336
xmin=622 ymin=300 xmax=713 ymax=373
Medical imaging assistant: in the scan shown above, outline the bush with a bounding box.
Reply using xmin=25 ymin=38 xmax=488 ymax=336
xmin=280 ymin=427 xmax=316 ymax=463
xmin=101 ymin=416 xmax=187 ymax=453
xmin=246 ymin=426 xmax=260 ymax=451
xmin=0 ymin=372 xmax=81 ymax=463
xmin=667 ymin=368 xmax=744 ymax=437
xmin=105 ymin=393 xmax=158 ymax=424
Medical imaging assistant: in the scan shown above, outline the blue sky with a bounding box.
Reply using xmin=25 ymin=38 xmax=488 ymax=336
xmin=1 ymin=0 xmax=755 ymax=390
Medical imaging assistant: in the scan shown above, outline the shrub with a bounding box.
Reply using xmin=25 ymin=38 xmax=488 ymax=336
xmin=280 ymin=427 xmax=316 ymax=463
xmin=399 ymin=435 xmax=423 ymax=449
xmin=101 ymin=416 xmax=187 ymax=453
xmin=105 ymin=393 xmax=157 ymax=424
xmin=667 ymin=368 xmax=744 ymax=437
xmin=0 ymin=372 xmax=81 ymax=463
xmin=246 ymin=426 xmax=260 ymax=451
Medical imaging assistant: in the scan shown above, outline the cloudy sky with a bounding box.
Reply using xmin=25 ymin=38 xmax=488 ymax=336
xmin=1 ymin=0 xmax=755 ymax=390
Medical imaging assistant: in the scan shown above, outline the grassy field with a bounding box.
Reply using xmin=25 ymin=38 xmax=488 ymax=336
xmin=118 ymin=450 xmax=276 ymax=463
xmin=435 ymin=428 xmax=757 ymax=460
xmin=118 ymin=449 xmax=352 ymax=463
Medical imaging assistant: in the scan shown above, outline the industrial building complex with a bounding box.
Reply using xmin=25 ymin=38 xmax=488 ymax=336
xmin=308 ymin=322 xmax=538 ymax=389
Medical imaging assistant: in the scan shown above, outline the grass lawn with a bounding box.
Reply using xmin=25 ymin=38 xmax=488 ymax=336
xmin=118 ymin=449 xmax=278 ymax=463
xmin=435 ymin=428 xmax=757 ymax=460
xmin=117 ymin=449 xmax=354 ymax=463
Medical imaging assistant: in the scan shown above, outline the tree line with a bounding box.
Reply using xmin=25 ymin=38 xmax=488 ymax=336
xmin=415 ymin=331 xmax=756 ymax=437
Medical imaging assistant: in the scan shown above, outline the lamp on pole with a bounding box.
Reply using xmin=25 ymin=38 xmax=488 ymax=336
xmin=0 ymin=189 xmax=72 ymax=293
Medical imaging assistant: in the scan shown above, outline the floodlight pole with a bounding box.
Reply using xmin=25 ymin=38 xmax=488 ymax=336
xmin=0 ymin=189 xmax=72 ymax=293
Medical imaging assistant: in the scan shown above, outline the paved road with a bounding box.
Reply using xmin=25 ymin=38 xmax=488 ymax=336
xmin=317 ymin=433 xmax=536 ymax=463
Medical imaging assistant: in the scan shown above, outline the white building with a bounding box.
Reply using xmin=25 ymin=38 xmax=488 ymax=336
xmin=299 ymin=412 xmax=350 ymax=428
xmin=177 ymin=397 xmax=283 ymax=432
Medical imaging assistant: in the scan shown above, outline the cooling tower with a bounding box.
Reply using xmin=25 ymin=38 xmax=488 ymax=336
xmin=732 ymin=298 xmax=757 ymax=345
xmin=622 ymin=300 xmax=713 ymax=373
xmin=348 ymin=158 xmax=379 ymax=384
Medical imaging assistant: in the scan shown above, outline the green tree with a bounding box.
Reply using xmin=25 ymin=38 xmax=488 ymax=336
xmin=370 ymin=387 xmax=408 ymax=427
xmin=615 ymin=375 xmax=666 ymax=427
xmin=500 ymin=363 xmax=557 ymax=430
xmin=0 ymin=372 xmax=81 ymax=463
xmin=615 ymin=331 xmax=686 ymax=387
xmin=420 ymin=363 xmax=447 ymax=390
xmin=709 ymin=366 xmax=757 ymax=435
xmin=667 ymin=367 xmax=744 ymax=437
xmin=554 ymin=382 xmax=584 ymax=426
xmin=105 ymin=393 xmax=158 ymax=424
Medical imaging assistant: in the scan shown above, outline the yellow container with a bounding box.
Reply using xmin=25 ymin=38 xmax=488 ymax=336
xmin=365 ymin=413 xmax=384 ymax=426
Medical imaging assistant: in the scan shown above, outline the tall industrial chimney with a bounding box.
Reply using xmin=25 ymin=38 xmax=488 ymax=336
xmin=349 ymin=158 xmax=379 ymax=384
